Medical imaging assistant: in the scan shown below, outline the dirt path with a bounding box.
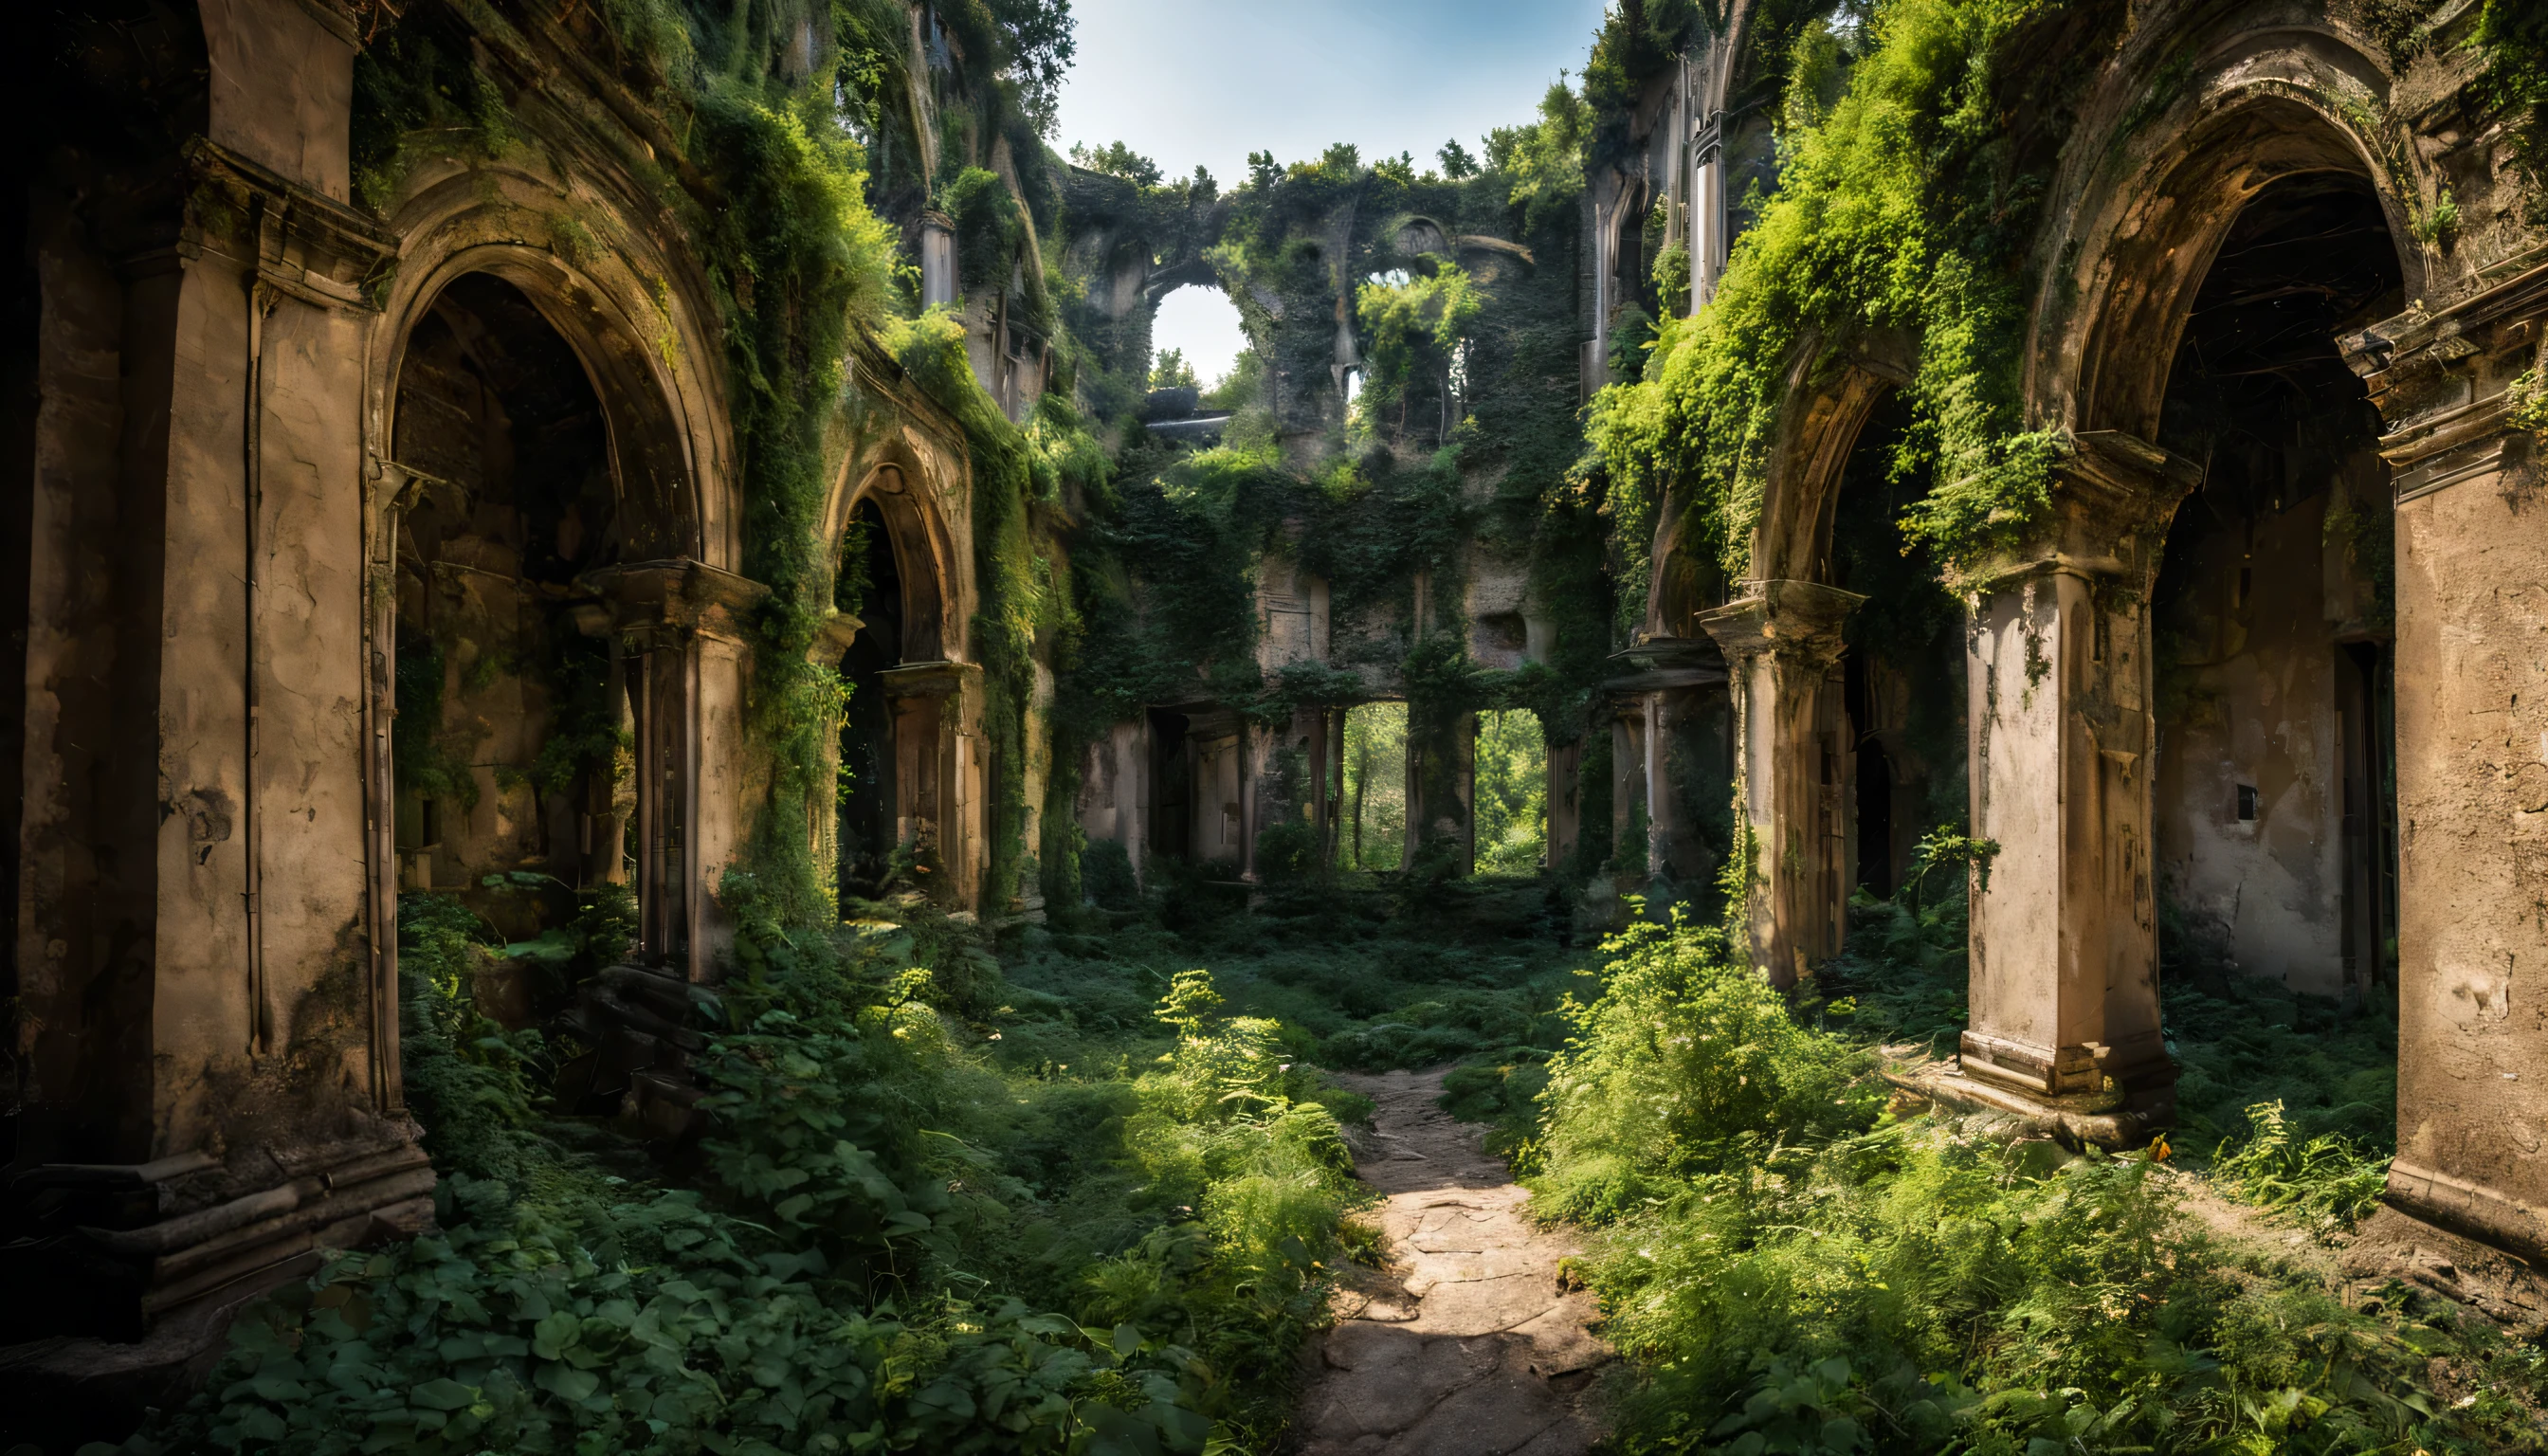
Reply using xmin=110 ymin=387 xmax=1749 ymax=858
xmin=1291 ymin=1067 xmax=1607 ymax=1456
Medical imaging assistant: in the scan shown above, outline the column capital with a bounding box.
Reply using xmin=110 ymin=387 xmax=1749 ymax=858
xmin=1948 ymin=431 xmax=2200 ymax=595
xmin=810 ymin=610 xmax=864 ymax=664
xmin=180 ymin=138 xmax=396 ymax=310
xmin=1604 ymin=633 xmax=1728 ymax=693
xmin=1696 ymin=579 xmax=1864 ymax=671
xmin=577 ymin=559 xmax=773 ymax=647
xmin=2343 ymin=248 xmax=2548 ymax=504
xmin=880 ymin=659 xmax=986 ymax=730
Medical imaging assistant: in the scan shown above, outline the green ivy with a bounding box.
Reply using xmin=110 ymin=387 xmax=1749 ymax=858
xmin=1589 ymin=0 xmax=2108 ymax=626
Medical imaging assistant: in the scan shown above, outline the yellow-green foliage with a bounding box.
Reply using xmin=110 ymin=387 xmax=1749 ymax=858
xmin=1354 ymin=262 xmax=1486 ymax=418
xmin=2210 ymin=1100 xmax=2392 ymax=1242
xmin=1485 ymin=80 xmax=1592 ymax=230
xmin=2473 ymin=0 xmax=2548 ymax=210
xmin=1536 ymin=915 xmax=2543 ymax=1456
xmin=2511 ymin=366 xmax=2548 ymax=439
xmin=173 ymin=917 xmax=1365 ymax=1453
xmin=1589 ymin=0 xmax=2078 ymax=628
xmin=1472 ymin=708 xmax=1548 ymax=876
xmin=1532 ymin=915 xmax=1883 ymax=1224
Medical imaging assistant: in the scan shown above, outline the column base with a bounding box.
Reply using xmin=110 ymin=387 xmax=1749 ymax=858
xmin=0 ymin=1121 xmax=436 ymax=1444
xmin=2384 ymin=1158 xmax=2548 ymax=1265
xmin=1886 ymin=1051 xmax=2174 ymax=1150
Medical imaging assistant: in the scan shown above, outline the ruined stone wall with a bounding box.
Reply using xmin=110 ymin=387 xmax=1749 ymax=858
xmin=0 ymin=0 xmax=1023 ymax=1392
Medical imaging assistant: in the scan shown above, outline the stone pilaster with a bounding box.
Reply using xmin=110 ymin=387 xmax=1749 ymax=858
xmin=1405 ymin=706 xmax=1478 ymax=876
xmin=1604 ymin=635 xmax=1732 ymax=912
xmin=879 ymin=659 xmax=988 ymax=912
xmin=1700 ymin=581 xmax=1861 ymax=986
xmin=2342 ymin=252 xmax=2548 ymax=1258
xmin=581 ymin=560 xmax=771 ymax=977
xmin=1953 ymin=432 xmax=2197 ymax=1140
xmin=5 ymin=16 xmax=426 ymax=1355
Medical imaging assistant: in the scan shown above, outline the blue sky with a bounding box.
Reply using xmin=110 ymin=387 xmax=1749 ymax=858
xmin=1053 ymin=0 xmax=1611 ymax=389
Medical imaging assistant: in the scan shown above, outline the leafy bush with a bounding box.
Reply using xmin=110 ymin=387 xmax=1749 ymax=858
xmin=165 ymin=1174 xmax=1208 ymax=1456
xmin=153 ymin=917 xmax=1367 ymax=1454
xmin=396 ymin=895 xmax=547 ymax=1184
xmin=1516 ymin=873 xmax=2544 ymax=1456
xmin=1531 ymin=914 xmax=1882 ymax=1223
xmin=1576 ymin=1127 xmax=2505 ymax=1455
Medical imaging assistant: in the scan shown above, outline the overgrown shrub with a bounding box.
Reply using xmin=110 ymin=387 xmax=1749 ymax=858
xmin=396 ymin=895 xmax=547 ymax=1184
xmin=1531 ymin=914 xmax=1882 ymax=1224
xmin=1531 ymin=904 xmax=2538 ymax=1456
xmin=2211 ymin=1100 xmax=2393 ymax=1242
xmin=154 ymin=911 xmax=1371 ymax=1453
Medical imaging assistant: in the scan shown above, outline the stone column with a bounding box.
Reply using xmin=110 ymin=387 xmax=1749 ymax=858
xmin=1701 ymin=581 xmax=1862 ymax=986
xmin=1954 ymin=433 xmax=2196 ymax=1138
xmin=1586 ymin=689 xmax=1648 ymax=924
xmin=880 ymin=660 xmax=989 ymax=911
xmin=1546 ymin=738 xmax=1583 ymax=872
xmin=2341 ymin=272 xmax=2548 ymax=1256
xmin=1609 ymin=636 xmax=1732 ymax=908
xmin=1075 ymin=718 xmax=1151 ymax=885
xmin=581 ymin=560 xmax=772 ymax=979
xmin=1405 ymin=706 xmax=1477 ymax=875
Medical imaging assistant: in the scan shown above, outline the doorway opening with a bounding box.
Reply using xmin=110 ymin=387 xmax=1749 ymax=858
xmin=2150 ymin=173 xmax=2403 ymax=998
xmin=1340 ymin=701 xmax=1410 ymax=872
xmin=837 ymin=498 xmax=902 ymax=901
xmin=391 ymin=273 xmax=636 ymax=970
xmin=1829 ymin=389 xmax=1966 ymax=907
xmin=1474 ymin=708 xmax=1548 ymax=876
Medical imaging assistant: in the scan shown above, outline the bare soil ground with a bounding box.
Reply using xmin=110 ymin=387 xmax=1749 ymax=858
xmin=1290 ymin=1068 xmax=1608 ymax=1456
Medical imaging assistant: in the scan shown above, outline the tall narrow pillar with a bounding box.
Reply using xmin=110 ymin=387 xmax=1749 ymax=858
xmin=880 ymin=659 xmax=988 ymax=911
xmin=1405 ymin=706 xmax=1477 ymax=875
xmin=1701 ymin=581 xmax=1861 ymax=986
xmin=2342 ymin=275 xmax=2548 ymax=1256
xmin=4 ymin=0 xmax=430 ymax=1367
xmin=583 ymin=560 xmax=771 ymax=977
xmin=1956 ymin=434 xmax=2196 ymax=1135
xmin=1547 ymin=737 xmax=1583 ymax=872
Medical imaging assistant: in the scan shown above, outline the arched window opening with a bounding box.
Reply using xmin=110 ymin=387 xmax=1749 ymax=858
xmin=837 ymin=497 xmax=905 ymax=901
xmin=390 ymin=272 xmax=634 ymax=967
xmin=2149 ymin=173 xmax=2403 ymax=1001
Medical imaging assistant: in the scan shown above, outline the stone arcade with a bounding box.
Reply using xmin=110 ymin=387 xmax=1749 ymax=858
xmin=5 ymin=0 xmax=2548 ymax=1433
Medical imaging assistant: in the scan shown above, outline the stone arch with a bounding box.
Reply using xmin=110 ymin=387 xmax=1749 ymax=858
xmin=1744 ymin=337 xmax=1915 ymax=590
xmin=2029 ymin=15 xmax=2426 ymax=440
xmin=819 ymin=434 xmax=985 ymax=907
xmin=379 ymin=246 xmax=712 ymax=563
xmin=1696 ymin=334 xmax=1956 ymax=982
xmin=366 ymin=163 xmax=739 ymax=569
xmin=825 ymin=452 xmax=964 ymax=664
xmin=360 ymin=167 xmax=749 ymax=985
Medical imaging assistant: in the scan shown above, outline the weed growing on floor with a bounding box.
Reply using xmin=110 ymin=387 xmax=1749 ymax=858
xmin=1524 ymin=912 xmax=2543 ymax=1454
xmin=135 ymin=897 xmax=1362 ymax=1454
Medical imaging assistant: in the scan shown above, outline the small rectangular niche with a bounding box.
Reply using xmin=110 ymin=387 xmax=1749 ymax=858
xmin=2235 ymin=784 xmax=2260 ymax=821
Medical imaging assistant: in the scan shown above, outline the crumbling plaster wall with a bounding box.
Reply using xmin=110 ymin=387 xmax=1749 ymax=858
xmin=2351 ymin=254 xmax=2548 ymax=1254
xmin=2152 ymin=489 xmax=2355 ymax=995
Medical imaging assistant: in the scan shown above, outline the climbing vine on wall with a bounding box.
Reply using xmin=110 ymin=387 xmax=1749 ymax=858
xmin=1588 ymin=0 xmax=2110 ymax=631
